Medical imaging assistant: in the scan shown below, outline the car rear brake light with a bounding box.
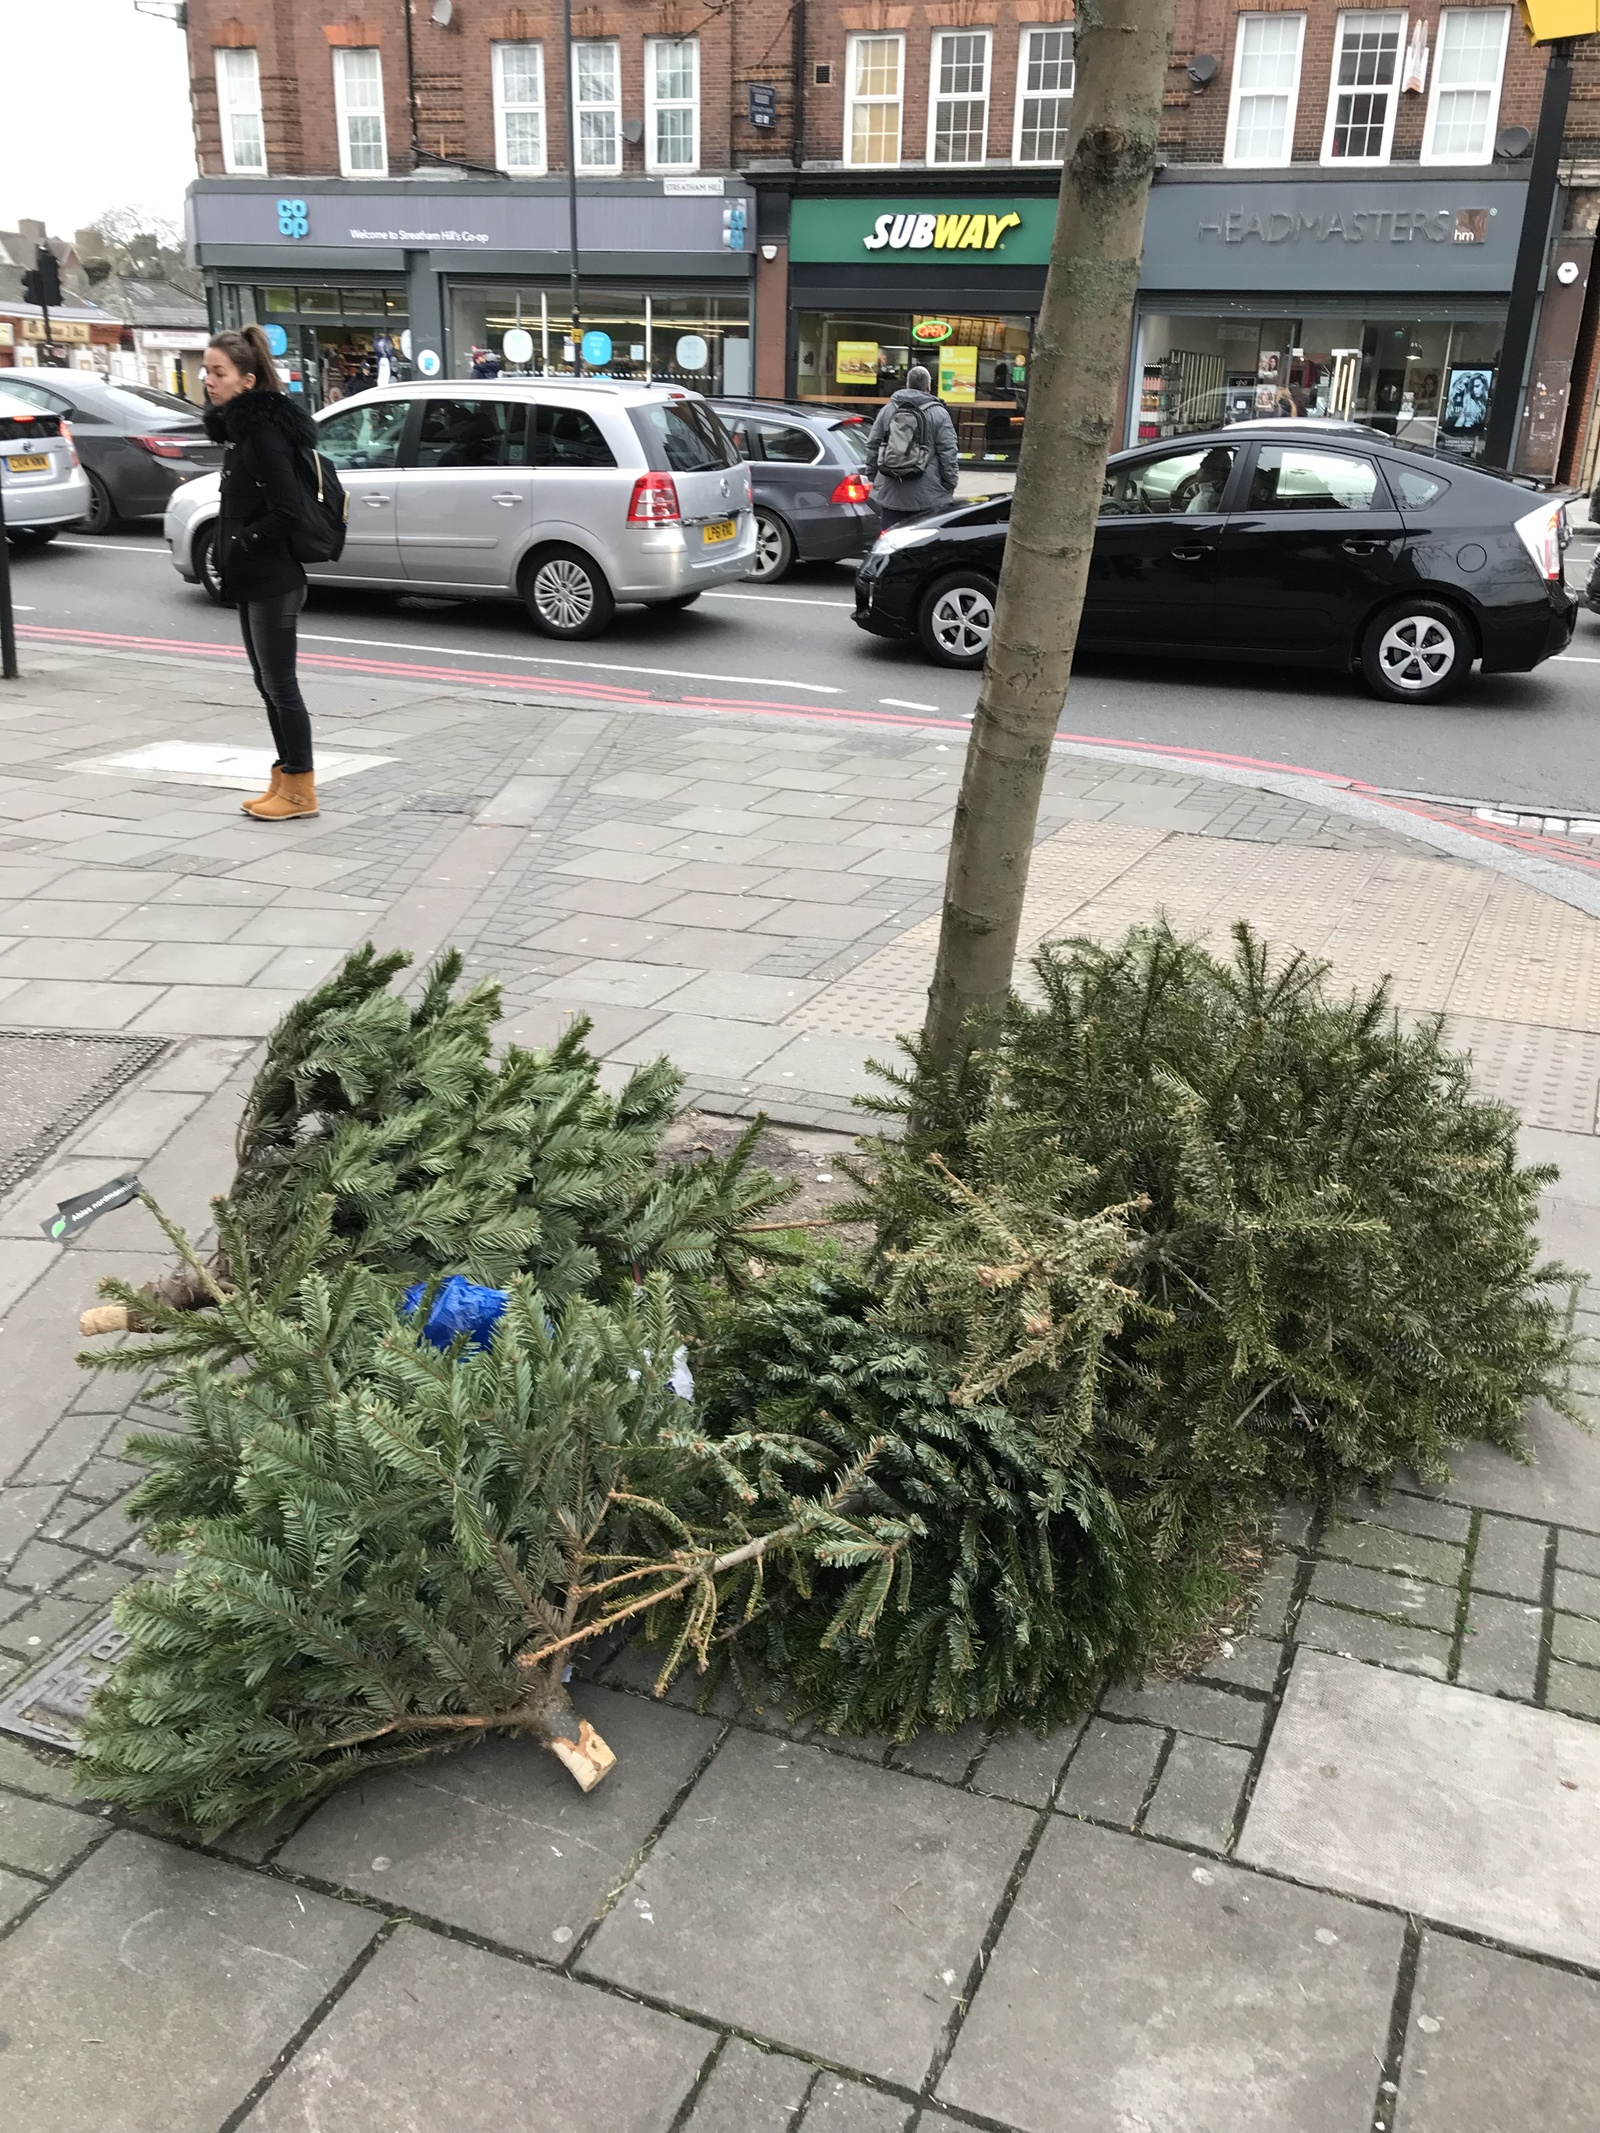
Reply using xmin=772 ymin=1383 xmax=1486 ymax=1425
xmin=627 ymin=471 xmax=681 ymax=524
xmin=130 ymin=433 xmax=191 ymax=460
xmin=61 ymin=418 xmax=78 ymax=466
xmin=1512 ymin=498 xmax=1565 ymax=582
xmin=830 ymin=472 xmax=871 ymax=506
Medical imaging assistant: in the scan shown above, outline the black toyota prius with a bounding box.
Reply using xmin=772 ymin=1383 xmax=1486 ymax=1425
xmin=853 ymin=419 xmax=1577 ymax=704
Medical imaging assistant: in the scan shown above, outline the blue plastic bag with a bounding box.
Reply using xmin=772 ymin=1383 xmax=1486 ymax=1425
xmin=401 ymin=1276 xmax=509 ymax=1352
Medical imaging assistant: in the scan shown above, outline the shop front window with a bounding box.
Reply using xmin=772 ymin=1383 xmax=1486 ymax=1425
xmin=795 ymin=310 xmax=1031 ymax=464
xmin=217 ymin=286 xmax=410 ymax=410
xmin=1133 ymin=311 xmax=1503 ymax=459
xmin=448 ymin=283 xmax=748 ymax=392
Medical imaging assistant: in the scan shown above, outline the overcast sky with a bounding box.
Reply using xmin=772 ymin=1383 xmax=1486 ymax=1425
xmin=0 ymin=0 xmax=197 ymax=238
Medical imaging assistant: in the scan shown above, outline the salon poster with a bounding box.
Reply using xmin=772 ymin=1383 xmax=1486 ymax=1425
xmin=835 ymin=340 xmax=880 ymax=385
xmin=939 ymin=344 xmax=978 ymax=404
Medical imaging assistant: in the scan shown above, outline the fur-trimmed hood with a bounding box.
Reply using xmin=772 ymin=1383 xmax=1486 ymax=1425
xmin=204 ymin=389 xmax=319 ymax=451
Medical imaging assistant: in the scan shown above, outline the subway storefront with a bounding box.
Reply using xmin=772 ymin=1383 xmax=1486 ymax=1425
xmin=786 ymin=192 xmax=1054 ymax=468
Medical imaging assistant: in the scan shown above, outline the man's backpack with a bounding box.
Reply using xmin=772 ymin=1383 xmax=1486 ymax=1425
xmin=878 ymin=400 xmax=934 ymax=481
xmin=287 ymin=446 xmax=348 ymax=564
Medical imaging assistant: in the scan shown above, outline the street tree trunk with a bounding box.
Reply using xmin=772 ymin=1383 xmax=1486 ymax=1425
xmin=922 ymin=0 xmax=1177 ymax=1065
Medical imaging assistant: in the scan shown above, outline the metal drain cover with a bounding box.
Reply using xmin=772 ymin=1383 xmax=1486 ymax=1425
xmin=0 ymin=1617 xmax=127 ymax=1748
xmin=0 ymin=1031 xmax=167 ymax=1192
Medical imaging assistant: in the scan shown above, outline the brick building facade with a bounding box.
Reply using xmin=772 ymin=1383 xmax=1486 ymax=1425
xmin=180 ymin=0 xmax=1600 ymax=481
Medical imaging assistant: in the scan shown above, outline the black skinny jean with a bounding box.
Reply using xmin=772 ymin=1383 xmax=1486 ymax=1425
xmin=238 ymin=587 xmax=313 ymax=776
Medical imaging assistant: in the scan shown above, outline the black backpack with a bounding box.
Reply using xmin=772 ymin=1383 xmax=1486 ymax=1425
xmin=879 ymin=400 xmax=934 ymax=481
xmin=287 ymin=445 xmax=348 ymax=564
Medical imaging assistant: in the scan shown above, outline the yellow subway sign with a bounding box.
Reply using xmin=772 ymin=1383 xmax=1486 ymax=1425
xmin=789 ymin=198 xmax=1050 ymax=265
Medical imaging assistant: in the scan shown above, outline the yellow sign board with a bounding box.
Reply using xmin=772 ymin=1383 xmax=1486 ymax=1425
xmin=1518 ymin=0 xmax=1600 ymax=36
xmin=835 ymin=339 xmax=879 ymax=385
xmin=938 ymin=343 xmax=978 ymax=405
xmin=21 ymin=318 xmax=91 ymax=343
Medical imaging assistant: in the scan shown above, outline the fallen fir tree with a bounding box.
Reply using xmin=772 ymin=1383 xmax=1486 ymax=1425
xmin=75 ymin=1223 xmax=891 ymax=1834
xmin=685 ymin=922 xmax=1577 ymax=1737
xmin=81 ymin=943 xmax=790 ymax=1341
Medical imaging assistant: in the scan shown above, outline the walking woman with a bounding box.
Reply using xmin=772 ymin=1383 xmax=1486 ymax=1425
xmin=202 ymin=325 xmax=319 ymax=820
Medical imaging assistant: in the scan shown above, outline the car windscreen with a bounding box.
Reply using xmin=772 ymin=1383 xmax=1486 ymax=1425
xmin=99 ymin=383 xmax=204 ymax=425
xmin=632 ymin=399 xmax=741 ymax=472
xmin=831 ymin=418 xmax=869 ymax=464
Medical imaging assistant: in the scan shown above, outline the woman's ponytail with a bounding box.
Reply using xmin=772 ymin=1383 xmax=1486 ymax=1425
xmin=205 ymin=324 xmax=283 ymax=393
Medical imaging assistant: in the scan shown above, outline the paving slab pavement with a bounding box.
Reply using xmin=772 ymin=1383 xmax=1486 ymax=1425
xmin=0 ymin=641 xmax=1599 ymax=2128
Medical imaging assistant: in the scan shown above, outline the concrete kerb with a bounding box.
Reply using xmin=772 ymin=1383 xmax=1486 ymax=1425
xmin=1041 ymin=734 xmax=1600 ymax=925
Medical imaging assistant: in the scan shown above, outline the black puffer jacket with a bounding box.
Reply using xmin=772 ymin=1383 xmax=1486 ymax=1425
xmin=204 ymin=388 xmax=318 ymax=603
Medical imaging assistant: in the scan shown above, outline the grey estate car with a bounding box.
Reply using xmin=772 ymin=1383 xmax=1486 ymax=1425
xmin=165 ymin=379 xmax=755 ymax=637
xmin=710 ymin=398 xmax=876 ymax=582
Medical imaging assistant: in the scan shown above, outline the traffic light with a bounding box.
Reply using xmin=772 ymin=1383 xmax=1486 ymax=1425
xmin=21 ymin=244 xmax=61 ymax=309
xmin=1518 ymin=0 xmax=1600 ymax=36
xmin=722 ymin=200 xmax=747 ymax=252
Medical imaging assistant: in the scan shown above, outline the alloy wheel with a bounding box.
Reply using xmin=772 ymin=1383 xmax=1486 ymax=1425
xmin=750 ymin=515 xmax=790 ymax=581
xmin=930 ymin=583 xmax=995 ymax=661
xmin=1376 ymin=614 xmax=1456 ymax=693
xmin=83 ymin=474 xmax=116 ymax=535
xmin=533 ymin=557 xmax=595 ymax=631
xmin=198 ymin=529 xmax=223 ymax=603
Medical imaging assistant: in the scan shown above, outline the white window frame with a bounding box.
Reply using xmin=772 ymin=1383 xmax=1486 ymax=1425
xmin=843 ymin=32 xmax=905 ymax=167
xmin=1012 ymin=25 xmax=1075 ymax=165
xmin=492 ymin=41 xmax=546 ymax=176
xmin=1320 ymin=11 xmax=1408 ymax=167
xmin=215 ymin=47 xmax=267 ymax=175
xmin=333 ymin=47 xmax=388 ymax=177
xmin=1421 ymin=7 xmax=1511 ymax=166
xmin=927 ymin=28 xmax=991 ymax=165
xmin=1224 ymin=14 xmax=1306 ymax=169
xmin=572 ymin=38 xmax=622 ymax=174
xmin=645 ymin=36 xmax=700 ymax=172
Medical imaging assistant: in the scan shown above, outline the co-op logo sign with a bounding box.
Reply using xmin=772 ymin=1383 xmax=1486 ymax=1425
xmin=864 ymin=209 xmax=1023 ymax=254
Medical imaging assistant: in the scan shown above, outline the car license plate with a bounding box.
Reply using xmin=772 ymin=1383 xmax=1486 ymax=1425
xmin=702 ymin=518 xmax=736 ymax=544
xmin=6 ymin=454 xmax=49 ymax=473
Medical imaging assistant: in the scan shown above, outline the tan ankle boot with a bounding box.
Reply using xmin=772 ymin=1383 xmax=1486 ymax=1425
xmin=243 ymin=771 xmax=318 ymax=821
xmin=241 ymin=763 xmax=284 ymax=814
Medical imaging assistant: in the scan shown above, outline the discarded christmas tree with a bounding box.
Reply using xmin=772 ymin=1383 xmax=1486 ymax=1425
xmin=82 ymin=943 xmax=792 ymax=1357
xmin=693 ymin=921 xmax=1575 ymax=1738
xmin=76 ymin=1230 xmax=888 ymax=1833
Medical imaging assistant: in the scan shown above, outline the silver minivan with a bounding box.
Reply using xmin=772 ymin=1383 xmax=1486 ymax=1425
xmin=165 ymin=378 xmax=755 ymax=638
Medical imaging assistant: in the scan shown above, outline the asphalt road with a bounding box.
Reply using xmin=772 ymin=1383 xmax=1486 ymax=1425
xmin=10 ymin=523 xmax=1600 ymax=813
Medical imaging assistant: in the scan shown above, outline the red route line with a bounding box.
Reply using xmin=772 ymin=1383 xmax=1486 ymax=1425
xmin=23 ymin=622 xmax=1600 ymax=878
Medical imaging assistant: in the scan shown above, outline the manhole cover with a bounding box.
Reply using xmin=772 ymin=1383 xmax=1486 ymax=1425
xmin=0 ymin=1031 xmax=169 ymax=1192
xmin=0 ymin=1616 xmax=126 ymax=1749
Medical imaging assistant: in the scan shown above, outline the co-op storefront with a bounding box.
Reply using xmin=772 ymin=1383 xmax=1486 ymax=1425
xmin=781 ymin=165 xmax=1532 ymax=467
xmin=185 ymin=178 xmax=755 ymax=406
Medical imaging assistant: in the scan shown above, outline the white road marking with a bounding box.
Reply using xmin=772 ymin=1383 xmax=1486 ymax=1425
xmin=879 ymin=696 xmax=941 ymax=712
xmin=1554 ymin=654 xmax=1600 ymax=664
xmin=54 ymin=538 xmax=168 ymax=554
xmin=298 ymin=630 xmax=844 ymax=693
xmin=704 ymin=589 xmax=855 ymax=608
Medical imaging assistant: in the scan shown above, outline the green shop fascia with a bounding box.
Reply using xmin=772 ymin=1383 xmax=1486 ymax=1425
xmin=786 ymin=192 xmax=1055 ymax=465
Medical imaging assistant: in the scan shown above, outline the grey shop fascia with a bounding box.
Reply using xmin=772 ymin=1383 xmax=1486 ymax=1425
xmin=186 ymin=175 xmax=756 ymax=382
xmin=1128 ymin=164 xmax=1533 ymax=447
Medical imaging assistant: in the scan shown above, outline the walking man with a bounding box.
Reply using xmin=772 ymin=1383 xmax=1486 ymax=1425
xmin=865 ymin=364 xmax=960 ymax=531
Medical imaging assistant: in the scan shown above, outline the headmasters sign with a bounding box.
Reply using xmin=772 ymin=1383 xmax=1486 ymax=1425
xmin=1140 ymin=174 xmax=1530 ymax=295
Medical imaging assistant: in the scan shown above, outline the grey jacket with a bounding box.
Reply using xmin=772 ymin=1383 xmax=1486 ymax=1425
xmin=864 ymin=388 xmax=961 ymax=513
